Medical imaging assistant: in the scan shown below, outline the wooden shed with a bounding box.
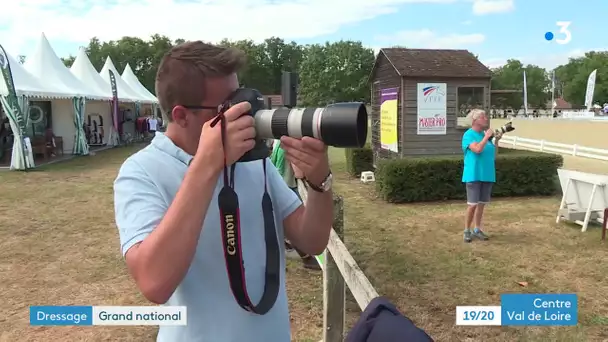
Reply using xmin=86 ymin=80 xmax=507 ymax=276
xmin=369 ymin=48 xmax=492 ymax=164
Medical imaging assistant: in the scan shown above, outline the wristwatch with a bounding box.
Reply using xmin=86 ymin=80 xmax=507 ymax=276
xmin=306 ymin=172 xmax=333 ymax=193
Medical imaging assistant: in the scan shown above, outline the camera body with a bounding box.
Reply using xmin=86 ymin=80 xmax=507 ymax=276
xmin=223 ymin=88 xmax=271 ymax=163
xmin=496 ymin=121 xmax=515 ymax=135
xmin=489 ymin=121 xmax=515 ymax=143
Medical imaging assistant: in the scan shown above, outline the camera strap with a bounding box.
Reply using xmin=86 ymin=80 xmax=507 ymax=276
xmin=212 ymin=112 xmax=280 ymax=315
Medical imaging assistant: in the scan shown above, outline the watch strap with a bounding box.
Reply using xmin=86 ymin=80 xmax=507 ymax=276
xmin=305 ymin=178 xmax=324 ymax=192
xmin=305 ymin=172 xmax=331 ymax=193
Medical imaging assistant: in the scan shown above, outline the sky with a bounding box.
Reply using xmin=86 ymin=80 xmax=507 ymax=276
xmin=0 ymin=0 xmax=604 ymax=70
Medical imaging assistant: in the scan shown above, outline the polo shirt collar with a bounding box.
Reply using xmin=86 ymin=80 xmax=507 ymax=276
xmin=150 ymin=132 xmax=193 ymax=166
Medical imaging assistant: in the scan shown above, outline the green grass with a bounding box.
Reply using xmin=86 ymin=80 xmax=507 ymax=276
xmin=328 ymin=147 xmax=608 ymax=341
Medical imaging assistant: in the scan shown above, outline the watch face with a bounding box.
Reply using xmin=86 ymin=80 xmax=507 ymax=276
xmin=322 ymin=173 xmax=333 ymax=191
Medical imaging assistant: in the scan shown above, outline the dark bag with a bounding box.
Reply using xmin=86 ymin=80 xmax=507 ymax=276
xmin=346 ymin=296 xmax=434 ymax=342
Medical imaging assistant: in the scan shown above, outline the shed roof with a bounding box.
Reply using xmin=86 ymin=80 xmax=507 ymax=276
xmin=379 ymin=48 xmax=492 ymax=78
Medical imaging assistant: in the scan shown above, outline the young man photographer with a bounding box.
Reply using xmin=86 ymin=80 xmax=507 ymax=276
xmin=461 ymin=109 xmax=502 ymax=243
xmin=113 ymin=41 xmax=334 ymax=341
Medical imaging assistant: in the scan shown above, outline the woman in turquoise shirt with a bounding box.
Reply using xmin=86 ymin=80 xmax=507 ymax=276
xmin=461 ymin=109 xmax=502 ymax=243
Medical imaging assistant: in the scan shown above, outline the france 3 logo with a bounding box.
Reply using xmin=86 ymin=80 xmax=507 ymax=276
xmin=544 ymin=22 xmax=572 ymax=45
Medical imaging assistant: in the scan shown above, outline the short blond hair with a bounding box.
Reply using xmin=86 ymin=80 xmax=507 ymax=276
xmin=467 ymin=109 xmax=486 ymax=122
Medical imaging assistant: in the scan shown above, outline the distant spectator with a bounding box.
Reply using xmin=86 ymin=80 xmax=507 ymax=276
xmin=148 ymin=115 xmax=158 ymax=135
xmin=461 ymin=109 xmax=502 ymax=243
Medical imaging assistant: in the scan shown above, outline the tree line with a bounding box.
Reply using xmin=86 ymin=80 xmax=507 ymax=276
xmin=20 ymin=34 xmax=608 ymax=108
xmin=56 ymin=36 xmax=374 ymax=107
xmin=491 ymin=53 xmax=608 ymax=109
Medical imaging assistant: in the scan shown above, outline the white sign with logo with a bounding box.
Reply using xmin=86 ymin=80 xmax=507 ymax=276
xmin=417 ymin=83 xmax=447 ymax=135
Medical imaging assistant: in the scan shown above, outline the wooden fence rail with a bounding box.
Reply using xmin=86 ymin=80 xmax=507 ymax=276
xmin=500 ymin=135 xmax=608 ymax=162
xmin=297 ymin=180 xmax=379 ymax=342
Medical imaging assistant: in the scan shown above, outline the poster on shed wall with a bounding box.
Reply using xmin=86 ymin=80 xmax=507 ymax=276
xmin=417 ymin=83 xmax=447 ymax=135
xmin=380 ymin=87 xmax=399 ymax=153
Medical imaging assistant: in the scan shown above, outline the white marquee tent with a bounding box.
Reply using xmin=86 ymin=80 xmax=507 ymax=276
xmin=23 ymin=34 xmax=114 ymax=156
xmin=70 ymin=48 xmax=115 ymax=148
xmin=70 ymin=48 xmax=113 ymax=99
xmin=100 ymin=56 xmax=150 ymax=145
xmin=24 ymin=33 xmax=108 ymax=100
xmin=1 ymin=49 xmax=70 ymax=170
xmin=0 ymin=51 xmax=66 ymax=99
xmin=99 ymin=57 xmax=145 ymax=103
xmin=122 ymin=64 xmax=158 ymax=103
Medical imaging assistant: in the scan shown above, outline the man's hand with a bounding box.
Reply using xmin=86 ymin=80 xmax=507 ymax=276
xmin=484 ymin=129 xmax=494 ymax=140
xmin=280 ymin=136 xmax=329 ymax=186
xmin=195 ymin=102 xmax=256 ymax=170
xmin=282 ymin=136 xmax=333 ymax=256
xmin=292 ymin=163 xmax=304 ymax=179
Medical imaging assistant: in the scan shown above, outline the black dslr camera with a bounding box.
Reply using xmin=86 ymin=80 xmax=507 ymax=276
xmin=496 ymin=121 xmax=515 ymax=135
xmin=220 ymin=87 xmax=368 ymax=163
xmin=489 ymin=121 xmax=515 ymax=142
xmin=220 ymin=88 xmax=269 ymax=163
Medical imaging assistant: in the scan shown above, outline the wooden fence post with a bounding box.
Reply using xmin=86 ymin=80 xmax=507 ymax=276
xmin=323 ymin=195 xmax=346 ymax=342
xmin=601 ymin=208 xmax=607 ymax=241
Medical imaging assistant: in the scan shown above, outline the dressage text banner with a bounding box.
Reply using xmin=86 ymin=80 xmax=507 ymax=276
xmin=30 ymin=306 xmax=187 ymax=326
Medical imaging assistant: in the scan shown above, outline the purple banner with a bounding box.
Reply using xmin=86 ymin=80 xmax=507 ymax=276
xmin=380 ymin=87 xmax=399 ymax=103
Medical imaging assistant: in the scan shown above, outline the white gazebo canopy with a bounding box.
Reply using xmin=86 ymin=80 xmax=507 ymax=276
xmin=70 ymin=47 xmax=113 ymax=100
xmin=0 ymin=50 xmax=66 ymax=99
xmin=121 ymin=64 xmax=157 ymax=104
xmin=99 ymin=57 xmax=145 ymax=103
xmin=24 ymin=33 xmax=103 ymax=99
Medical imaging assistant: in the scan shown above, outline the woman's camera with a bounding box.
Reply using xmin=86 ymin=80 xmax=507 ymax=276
xmin=496 ymin=121 xmax=515 ymax=135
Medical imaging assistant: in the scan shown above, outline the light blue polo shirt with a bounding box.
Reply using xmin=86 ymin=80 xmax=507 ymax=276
xmin=461 ymin=128 xmax=496 ymax=183
xmin=113 ymin=133 xmax=301 ymax=342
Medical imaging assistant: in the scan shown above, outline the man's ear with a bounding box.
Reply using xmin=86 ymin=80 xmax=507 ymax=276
xmin=171 ymin=106 xmax=188 ymax=128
